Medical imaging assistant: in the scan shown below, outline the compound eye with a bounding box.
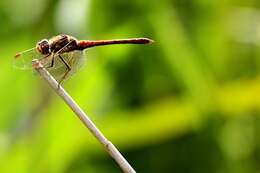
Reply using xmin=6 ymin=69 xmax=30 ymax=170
xmin=37 ymin=39 xmax=50 ymax=54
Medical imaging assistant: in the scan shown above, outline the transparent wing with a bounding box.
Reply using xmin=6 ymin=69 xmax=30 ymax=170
xmin=48 ymin=50 xmax=86 ymax=81
xmin=14 ymin=48 xmax=86 ymax=82
xmin=14 ymin=47 xmax=46 ymax=70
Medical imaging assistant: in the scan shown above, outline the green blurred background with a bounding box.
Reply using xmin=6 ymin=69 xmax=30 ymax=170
xmin=0 ymin=0 xmax=260 ymax=172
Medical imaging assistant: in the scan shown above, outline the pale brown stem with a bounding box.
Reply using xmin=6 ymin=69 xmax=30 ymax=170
xmin=32 ymin=59 xmax=136 ymax=173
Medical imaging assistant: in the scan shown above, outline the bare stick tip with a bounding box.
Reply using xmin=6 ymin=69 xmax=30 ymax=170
xmin=32 ymin=59 xmax=43 ymax=69
xmin=141 ymin=38 xmax=154 ymax=44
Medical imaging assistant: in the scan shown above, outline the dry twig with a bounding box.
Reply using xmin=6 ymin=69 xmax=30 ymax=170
xmin=32 ymin=59 xmax=136 ymax=173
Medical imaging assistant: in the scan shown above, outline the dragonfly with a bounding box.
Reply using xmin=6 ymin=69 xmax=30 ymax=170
xmin=14 ymin=34 xmax=154 ymax=85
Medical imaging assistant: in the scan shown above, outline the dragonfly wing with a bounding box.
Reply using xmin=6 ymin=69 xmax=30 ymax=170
xmin=48 ymin=50 xmax=86 ymax=81
xmin=67 ymin=50 xmax=86 ymax=74
xmin=14 ymin=48 xmax=46 ymax=70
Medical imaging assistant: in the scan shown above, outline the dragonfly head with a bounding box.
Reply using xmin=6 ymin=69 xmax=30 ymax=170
xmin=37 ymin=39 xmax=51 ymax=55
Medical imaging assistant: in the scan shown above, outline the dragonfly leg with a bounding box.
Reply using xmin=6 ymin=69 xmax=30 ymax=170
xmin=38 ymin=52 xmax=56 ymax=69
xmin=45 ymin=53 xmax=55 ymax=69
xmin=48 ymin=40 xmax=74 ymax=71
xmin=57 ymin=55 xmax=71 ymax=87
xmin=38 ymin=53 xmax=51 ymax=66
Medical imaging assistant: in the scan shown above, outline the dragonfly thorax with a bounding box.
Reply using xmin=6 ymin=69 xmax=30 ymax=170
xmin=37 ymin=39 xmax=51 ymax=55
